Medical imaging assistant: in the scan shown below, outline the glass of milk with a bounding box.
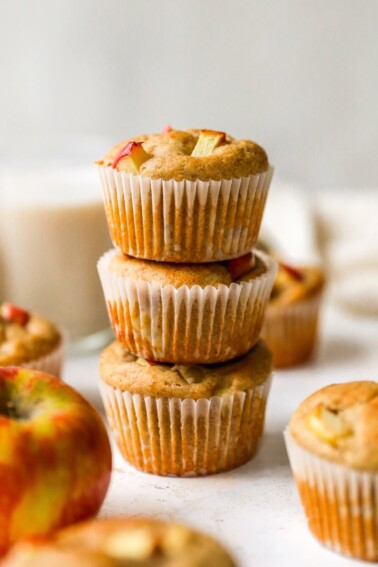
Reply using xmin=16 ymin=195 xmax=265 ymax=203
xmin=0 ymin=165 xmax=112 ymax=348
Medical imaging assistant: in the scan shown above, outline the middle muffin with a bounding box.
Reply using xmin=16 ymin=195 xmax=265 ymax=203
xmin=98 ymin=249 xmax=277 ymax=364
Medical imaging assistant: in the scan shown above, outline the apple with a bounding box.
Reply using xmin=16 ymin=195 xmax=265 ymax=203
xmin=279 ymin=262 xmax=304 ymax=282
xmin=136 ymin=357 xmax=158 ymax=367
xmin=0 ymin=366 xmax=112 ymax=556
xmin=111 ymin=141 xmax=151 ymax=171
xmin=307 ymin=405 xmax=352 ymax=446
xmin=227 ymin=252 xmax=255 ymax=280
xmin=191 ymin=130 xmax=226 ymax=157
xmin=0 ymin=303 xmax=30 ymax=327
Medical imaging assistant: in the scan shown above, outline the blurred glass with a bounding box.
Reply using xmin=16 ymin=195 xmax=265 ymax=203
xmin=0 ymin=163 xmax=112 ymax=348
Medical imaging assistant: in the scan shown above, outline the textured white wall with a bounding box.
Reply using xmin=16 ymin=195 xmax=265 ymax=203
xmin=0 ymin=0 xmax=377 ymax=189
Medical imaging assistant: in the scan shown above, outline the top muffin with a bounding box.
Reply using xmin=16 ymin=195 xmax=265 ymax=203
xmin=98 ymin=128 xmax=268 ymax=181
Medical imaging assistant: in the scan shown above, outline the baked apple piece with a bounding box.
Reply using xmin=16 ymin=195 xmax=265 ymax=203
xmin=191 ymin=130 xmax=226 ymax=157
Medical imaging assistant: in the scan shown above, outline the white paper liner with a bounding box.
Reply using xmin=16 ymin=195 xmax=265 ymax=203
xmin=97 ymin=164 xmax=273 ymax=263
xmin=21 ymin=339 xmax=64 ymax=378
xmin=100 ymin=374 xmax=272 ymax=477
xmin=261 ymin=293 xmax=322 ymax=368
xmin=285 ymin=430 xmax=378 ymax=560
xmin=97 ymin=250 xmax=277 ymax=364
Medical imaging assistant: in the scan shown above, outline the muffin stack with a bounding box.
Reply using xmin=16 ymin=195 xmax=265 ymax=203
xmin=96 ymin=128 xmax=277 ymax=476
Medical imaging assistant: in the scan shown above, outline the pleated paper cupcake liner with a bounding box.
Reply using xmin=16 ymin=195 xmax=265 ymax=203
xmin=97 ymin=250 xmax=277 ymax=364
xmin=97 ymin=165 xmax=273 ymax=263
xmin=261 ymin=293 xmax=322 ymax=368
xmin=285 ymin=430 xmax=378 ymax=561
xmin=100 ymin=374 xmax=272 ymax=477
xmin=21 ymin=339 xmax=64 ymax=378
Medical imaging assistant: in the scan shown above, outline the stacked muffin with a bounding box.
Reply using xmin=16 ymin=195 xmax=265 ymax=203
xmin=96 ymin=128 xmax=277 ymax=476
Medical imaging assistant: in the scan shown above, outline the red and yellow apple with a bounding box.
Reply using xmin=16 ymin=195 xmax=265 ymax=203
xmin=111 ymin=141 xmax=151 ymax=172
xmin=0 ymin=366 xmax=112 ymax=556
xmin=191 ymin=130 xmax=226 ymax=157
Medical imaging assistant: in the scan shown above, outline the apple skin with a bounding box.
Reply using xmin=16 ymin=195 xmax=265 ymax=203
xmin=227 ymin=252 xmax=255 ymax=280
xmin=111 ymin=141 xmax=151 ymax=171
xmin=0 ymin=366 xmax=112 ymax=557
xmin=0 ymin=303 xmax=30 ymax=326
xmin=279 ymin=262 xmax=304 ymax=281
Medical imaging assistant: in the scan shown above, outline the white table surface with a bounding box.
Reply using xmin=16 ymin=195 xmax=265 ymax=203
xmin=63 ymin=304 xmax=378 ymax=567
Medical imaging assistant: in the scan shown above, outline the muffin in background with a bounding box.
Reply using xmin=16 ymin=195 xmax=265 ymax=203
xmin=1 ymin=516 xmax=237 ymax=567
xmin=285 ymin=381 xmax=378 ymax=561
xmin=261 ymin=261 xmax=325 ymax=368
xmin=96 ymin=128 xmax=273 ymax=263
xmin=0 ymin=302 xmax=63 ymax=377
xmin=99 ymin=340 xmax=272 ymax=477
xmin=98 ymin=249 xmax=276 ymax=364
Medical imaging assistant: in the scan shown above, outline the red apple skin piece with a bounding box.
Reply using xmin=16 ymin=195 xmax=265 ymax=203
xmin=280 ymin=262 xmax=304 ymax=281
xmin=162 ymin=124 xmax=172 ymax=134
xmin=227 ymin=252 xmax=255 ymax=280
xmin=0 ymin=367 xmax=112 ymax=557
xmin=0 ymin=303 xmax=30 ymax=326
xmin=111 ymin=141 xmax=140 ymax=169
xmin=111 ymin=141 xmax=150 ymax=171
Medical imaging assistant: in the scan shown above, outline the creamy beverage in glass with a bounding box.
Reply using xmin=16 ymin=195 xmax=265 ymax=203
xmin=0 ymin=166 xmax=111 ymax=344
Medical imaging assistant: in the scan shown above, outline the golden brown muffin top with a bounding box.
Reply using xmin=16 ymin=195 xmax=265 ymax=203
xmin=2 ymin=517 xmax=237 ymax=567
xmin=269 ymin=263 xmax=325 ymax=307
xmin=100 ymin=340 xmax=272 ymax=399
xmin=97 ymin=128 xmax=269 ymax=181
xmin=0 ymin=303 xmax=61 ymax=366
xmin=107 ymin=250 xmax=270 ymax=288
xmin=289 ymin=382 xmax=378 ymax=471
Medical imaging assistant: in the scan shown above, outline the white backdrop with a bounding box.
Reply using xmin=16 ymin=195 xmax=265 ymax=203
xmin=0 ymin=0 xmax=377 ymax=189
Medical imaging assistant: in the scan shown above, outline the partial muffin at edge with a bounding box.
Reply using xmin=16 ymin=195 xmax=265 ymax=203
xmin=285 ymin=381 xmax=378 ymax=561
xmin=1 ymin=516 xmax=237 ymax=567
xmin=289 ymin=381 xmax=378 ymax=471
xmin=0 ymin=302 xmax=63 ymax=376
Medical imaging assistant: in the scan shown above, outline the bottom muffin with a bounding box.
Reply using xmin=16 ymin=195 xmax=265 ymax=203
xmin=285 ymin=381 xmax=378 ymax=561
xmin=99 ymin=340 xmax=273 ymax=477
xmin=2 ymin=516 xmax=237 ymax=567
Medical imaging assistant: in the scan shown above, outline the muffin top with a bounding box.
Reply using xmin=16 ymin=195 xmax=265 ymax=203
xmin=2 ymin=517 xmax=237 ymax=567
xmin=105 ymin=250 xmax=271 ymax=289
xmin=100 ymin=340 xmax=272 ymax=399
xmin=97 ymin=128 xmax=269 ymax=181
xmin=0 ymin=303 xmax=61 ymax=366
xmin=269 ymin=262 xmax=324 ymax=307
xmin=289 ymin=382 xmax=378 ymax=471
